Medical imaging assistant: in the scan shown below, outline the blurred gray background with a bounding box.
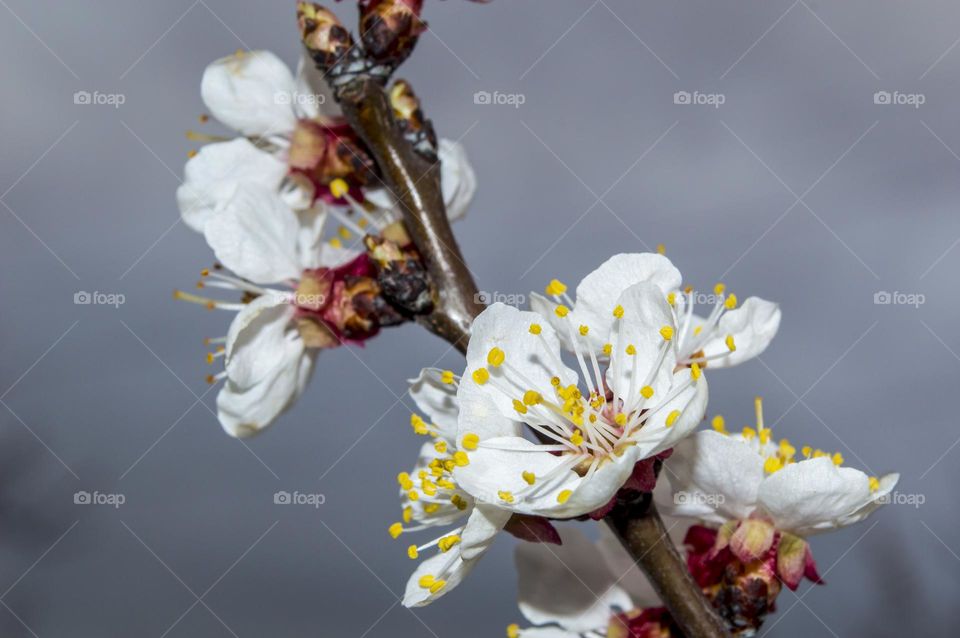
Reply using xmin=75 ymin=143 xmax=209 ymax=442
xmin=1 ymin=0 xmax=958 ymax=635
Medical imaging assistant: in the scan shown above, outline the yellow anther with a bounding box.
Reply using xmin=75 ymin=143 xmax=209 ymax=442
xmin=690 ymin=362 xmax=702 ymax=380
xmin=407 ymin=545 xmax=419 ymax=560
xmin=418 ymin=575 xmax=435 ymax=589
xmin=625 ymin=344 xmax=637 ymax=356
xmin=801 ymin=445 xmax=812 ymax=458
xmin=462 ymin=433 xmax=480 ymax=451
xmin=667 ymin=292 xmax=677 ymax=306
xmin=725 ymin=335 xmax=736 ymax=352
xmin=545 ymin=279 xmax=567 ymax=296
xmin=397 ymin=472 xmax=413 ymax=490
xmin=187 ymin=149 xmax=198 ymax=158
xmin=869 ymin=476 xmax=880 ymax=492
xmin=438 ymin=535 xmax=461 ymax=552
xmin=666 ymin=409 xmax=681 ymax=427
xmin=614 ymin=413 xmax=628 ymax=427
xmin=422 ymin=480 xmax=438 ymax=497
xmin=329 ymin=178 xmax=349 ymax=199
xmin=440 ymin=370 xmax=455 ymax=385
xmin=656 ymin=243 xmax=666 ymax=255
xmin=613 ymin=305 xmax=624 ymax=319
xmin=556 ymin=490 xmax=572 ymax=504
xmin=507 ymin=624 xmax=520 ymax=638
xmin=389 ymin=522 xmax=403 ymax=539
xmin=759 ymin=428 xmax=772 ymax=445
xmin=429 ymin=580 xmax=446 ymax=594
xmin=487 ymin=347 xmax=505 ymax=367
xmin=660 ymin=325 xmax=675 ymax=341
xmin=693 ymin=325 xmax=703 ymax=336
xmin=602 ymin=343 xmax=613 ymax=356
xmin=714 ymin=283 xmax=726 ymax=295
xmin=498 ymin=490 xmax=515 ymax=504
xmin=813 ymin=449 xmax=827 ymax=459
xmin=570 ymin=429 xmax=584 ymax=446
xmin=832 ymin=452 xmax=844 ymax=466
xmin=724 ymin=293 xmax=738 ymax=310
xmin=407 ymin=489 xmax=420 ymax=501
xmin=522 ymin=471 xmax=536 ymax=485
xmin=640 ymin=385 xmax=654 ymax=399
xmin=472 ymin=368 xmax=490 ymax=385
xmin=579 ymin=325 xmax=589 ymax=336
xmin=529 ymin=323 xmax=542 ymax=335
xmin=513 ymin=399 xmax=528 ymax=415
xmin=453 ymin=451 xmax=470 ymax=467
xmin=742 ymin=426 xmax=757 ymax=440
xmin=434 ymin=441 xmax=447 ymax=454
xmin=523 ymin=390 xmax=543 ymax=405
xmin=684 ymin=285 xmax=694 ymax=294
xmin=711 ymin=415 xmax=726 ymax=433
xmin=403 ymin=506 xmax=413 ymax=524
xmin=338 ymin=226 xmax=351 ymax=240
xmin=779 ymin=439 xmax=796 ymax=459
xmin=328 ymin=237 xmax=343 ymax=249
xmin=555 ymin=305 xmax=570 ymax=318
xmin=764 ymin=456 xmax=783 ymax=474
xmin=550 ymin=376 xmax=561 ymax=387
xmin=358 ymin=218 xmax=369 ymax=229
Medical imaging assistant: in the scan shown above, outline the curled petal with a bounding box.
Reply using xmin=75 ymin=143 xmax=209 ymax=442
xmin=201 ymin=50 xmax=297 ymax=137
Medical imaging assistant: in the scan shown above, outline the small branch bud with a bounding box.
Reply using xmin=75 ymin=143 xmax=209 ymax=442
xmin=359 ymin=0 xmax=427 ymax=68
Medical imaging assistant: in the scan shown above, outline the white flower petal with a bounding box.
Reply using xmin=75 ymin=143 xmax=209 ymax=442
xmin=177 ymin=138 xmax=287 ymax=233
xmin=438 ymin=139 xmax=477 ymax=222
xmin=294 ymin=52 xmax=340 ymax=119
xmin=456 ymin=379 xmax=522 ymax=443
xmin=204 ymin=183 xmax=304 ymax=283
xmin=604 ymin=282 xmax=677 ymax=401
xmin=655 ymin=430 xmax=764 ymax=524
xmin=216 ymin=346 xmax=314 ymax=438
xmin=293 ymin=204 xmax=330 ymax=270
xmin=549 ymin=253 xmax=680 ymax=353
xmin=455 ymin=436 xmax=639 ymax=518
xmin=201 ymin=50 xmax=297 ymax=137
xmin=224 ymin=295 xmax=298 ymax=389
xmin=403 ymin=550 xmax=473 ymax=608
xmin=837 ymin=472 xmax=899 ymax=528
xmin=517 ymin=525 xmax=632 ymax=633
xmin=757 ymin=457 xmax=872 ymax=535
xmin=631 ymin=369 xmax=708 ymax=458
xmin=699 ymin=297 xmax=781 ymax=368
xmin=459 ymin=504 xmax=511 ymax=561
xmin=409 ymin=368 xmax=460 ymax=441
xmin=465 ymin=303 xmax=577 ymax=421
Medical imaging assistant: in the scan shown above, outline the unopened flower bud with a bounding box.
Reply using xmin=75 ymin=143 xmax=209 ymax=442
xmin=359 ymin=0 xmax=426 ymax=67
xmin=298 ymin=2 xmax=354 ymax=71
xmin=365 ymin=230 xmax=433 ymax=315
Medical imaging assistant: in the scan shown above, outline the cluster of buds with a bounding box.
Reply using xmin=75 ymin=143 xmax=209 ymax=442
xmin=294 ymin=253 xmax=406 ymax=349
xmin=364 ymin=222 xmax=433 ymax=315
xmin=288 ymin=120 xmax=377 ymax=203
xmin=684 ymin=522 xmax=822 ymax=635
xmin=389 ymin=79 xmax=438 ymax=159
